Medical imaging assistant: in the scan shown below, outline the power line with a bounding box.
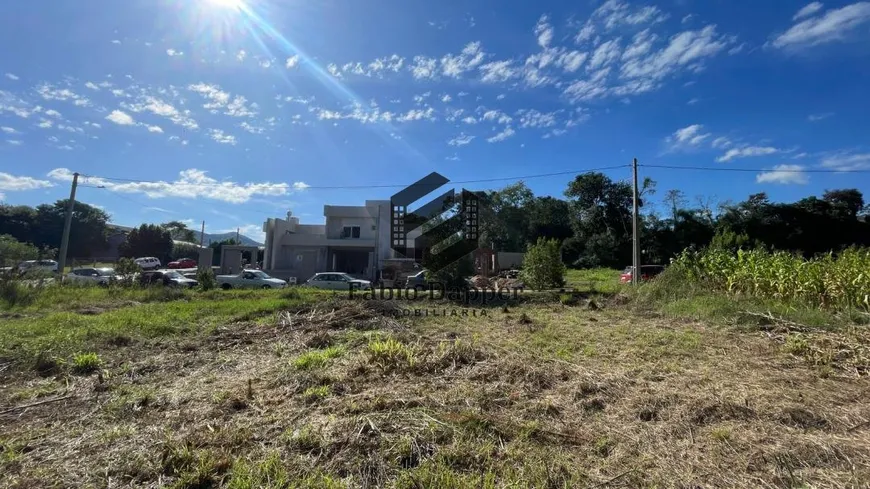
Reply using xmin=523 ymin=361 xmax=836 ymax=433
xmin=79 ymin=165 xmax=629 ymax=190
xmin=641 ymin=164 xmax=870 ymax=173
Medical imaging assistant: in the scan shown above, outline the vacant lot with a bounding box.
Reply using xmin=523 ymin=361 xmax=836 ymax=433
xmin=1 ymin=283 xmax=868 ymax=488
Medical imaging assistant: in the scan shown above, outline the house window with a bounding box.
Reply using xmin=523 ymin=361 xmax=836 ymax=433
xmin=341 ymin=226 xmax=361 ymax=239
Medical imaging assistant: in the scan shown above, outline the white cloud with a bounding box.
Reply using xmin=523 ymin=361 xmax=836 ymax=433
xmin=593 ymin=0 xmax=668 ymax=30
xmin=44 ymin=109 xmax=62 ymax=118
xmin=559 ymin=51 xmax=587 ymax=72
xmin=111 ymin=39 xmax=121 ymax=44
xmin=620 ymin=25 xmax=732 ymax=84
xmin=440 ymin=41 xmax=486 ymax=78
xmin=794 ymin=2 xmax=825 ymax=20
xmin=146 ymin=125 xmax=163 ymax=133
xmin=36 ymin=84 xmax=91 ymax=107
xmin=208 ymin=129 xmax=237 ymax=145
xmin=188 ymin=83 xmax=255 ymax=118
xmin=166 ymin=48 xmax=183 ymax=56
xmin=575 ymin=22 xmax=595 ymax=44
xmin=687 ymin=97 xmax=700 ymax=105
xmin=48 ymin=168 xmax=306 ymax=204
xmin=820 ymin=151 xmax=870 ymax=171
xmin=259 ymin=59 xmax=272 ymax=68
xmin=106 ymin=110 xmax=135 ymax=125
xmin=5 ymin=73 xmax=19 ymax=80
xmin=487 ymin=126 xmax=516 ymax=143
xmin=1 ymin=126 xmax=18 ymax=134
xmin=236 ymin=50 xmax=247 ymax=61
xmin=622 ymin=29 xmax=657 ymax=60
xmin=410 ymin=56 xmax=438 ymax=79
xmin=588 ymin=39 xmax=622 ymax=70
xmin=668 ymin=124 xmax=711 ymax=147
xmin=448 ymin=133 xmax=475 ymax=146
xmin=772 ymin=2 xmax=870 ymax=48
xmin=711 ymin=136 xmax=732 ymax=149
xmin=461 ymin=116 xmax=478 ymax=124
xmin=716 ymin=146 xmax=779 ymax=162
xmin=240 ymin=121 xmax=265 ymax=134
xmin=563 ymin=67 xmax=612 ymax=102
xmin=808 ymin=112 xmax=833 ymax=121
xmin=397 ymin=107 xmax=435 ymax=122
xmin=84 ymin=81 xmax=100 ymax=91
xmin=0 ymin=172 xmax=54 ymax=191
xmin=441 ymin=94 xmax=452 ymax=102
xmin=482 ymin=110 xmax=512 ymax=124
xmin=479 ymin=60 xmax=518 ymax=83
xmin=37 ymin=119 xmax=53 ymax=129
xmin=6 ymin=140 xmax=22 ymax=146
xmin=535 ymin=15 xmax=554 ymax=48
xmin=517 ymin=109 xmax=557 ymax=128
xmin=285 ymin=55 xmax=300 ymax=68
xmin=756 ymin=164 xmax=808 ymax=184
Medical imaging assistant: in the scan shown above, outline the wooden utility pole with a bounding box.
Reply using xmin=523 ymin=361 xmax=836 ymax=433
xmin=631 ymin=158 xmax=641 ymax=285
xmin=57 ymin=172 xmax=79 ymax=274
xmin=199 ymin=220 xmax=205 ymax=248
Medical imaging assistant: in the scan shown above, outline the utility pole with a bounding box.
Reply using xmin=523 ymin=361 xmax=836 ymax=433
xmin=631 ymin=158 xmax=641 ymax=285
xmin=57 ymin=172 xmax=79 ymax=275
xmin=199 ymin=220 xmax=205 ymax=248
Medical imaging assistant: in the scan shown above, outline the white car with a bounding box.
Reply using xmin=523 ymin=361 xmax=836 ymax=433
xmin=66 ymin=267 xmax=116 ymax=286
xmin=304 ymin=272 xmax=372 ymax=290
xmin=134 ymin=257 xmax=161 ymax=270
xmin=18 ymin=260 xmax=58 ymax=274
xmin=216 ymin=270 xmax=287 ymax=289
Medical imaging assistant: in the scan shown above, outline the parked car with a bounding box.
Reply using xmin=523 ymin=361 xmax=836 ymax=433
xmin=18 ymin=260 xmax=58 ymax=274
xmin=134 ymin=257 xmax=161 ymax=270
xmin=405 ymin=270 xmax=428 ymax=290
xmin=620 ymin=265 xmax=666 ymax=284
xmin=139 ymin=270 xmax=198 ymax=288
xmin=167 ymin=258 xmax=197 ymax=269
xmin=303 ymin=272 xmax=372 ymax=291
xmin=216 ymin=270 xmax=287 ymax=289
xmin=66 ymin=267 xmax=116 ymax=286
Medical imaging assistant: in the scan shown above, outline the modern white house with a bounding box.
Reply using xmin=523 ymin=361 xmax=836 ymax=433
xmin=262 ymin=200 xmax=398 ymax=283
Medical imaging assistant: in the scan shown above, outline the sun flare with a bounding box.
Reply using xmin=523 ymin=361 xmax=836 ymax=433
xmin=206 ymin=0 xmax=244 ymax=10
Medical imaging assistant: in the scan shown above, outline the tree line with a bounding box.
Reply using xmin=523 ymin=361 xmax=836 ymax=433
xmin=3 ymin=175 xmax=868 ymax=268
xmin=477 ymin=173 xmax=869 ymax=267
xmin=0 ymin=201 xmax=242 ymax=265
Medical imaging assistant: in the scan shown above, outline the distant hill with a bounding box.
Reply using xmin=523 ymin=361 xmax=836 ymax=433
xmin=202 ymin=232 xmax=263 ymax=247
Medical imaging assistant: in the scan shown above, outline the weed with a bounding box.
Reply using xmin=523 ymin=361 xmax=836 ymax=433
xmin=282 ymin=425 xmax=323 ymax=452
xmin=783 ymin=334 xmax=810 ymax=355
xmin=292 ymin=346 xmax=344 ymax=370
xmin=367 ymin=337 xmax=416 ymax=370
xmin=302 ymin=385 xmax=330 ymax=402
xmin=710 ymin=426 xmax=732 ymax=442
xmin=71 ymin=352 xmax=102 ymax=374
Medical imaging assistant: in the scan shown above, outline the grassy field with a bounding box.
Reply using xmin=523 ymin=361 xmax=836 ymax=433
xmin=1 ymin=282 xmax=868 ymax=488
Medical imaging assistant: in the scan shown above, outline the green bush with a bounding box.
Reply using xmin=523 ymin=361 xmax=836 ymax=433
xmin=520 ymin=238 xmax=566 ymax=290
xmin=196 ymin=267 xmax=217 ymax=291
xmin=115 ymin=258 xmax=141 ymax=287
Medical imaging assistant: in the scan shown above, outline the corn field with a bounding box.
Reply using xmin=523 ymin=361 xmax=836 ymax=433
xmin=670 ymin=247 xmax=870 ymax=310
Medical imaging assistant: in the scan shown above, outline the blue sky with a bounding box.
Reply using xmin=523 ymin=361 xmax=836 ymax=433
xmin=2 ymin=0 xmax=870 ymax=242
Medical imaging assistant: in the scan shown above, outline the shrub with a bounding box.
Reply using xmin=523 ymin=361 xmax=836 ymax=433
xmin=196 ymin=267 xmax=217 ymax=291
xmin=367 ymin=337 xmax=416 ymax=370
xmin=72 ymin=352 xmax=102 ymax=374
xmin=520 ymin=238 xmax=566 ymax=290
xmin=0 ymin=276 xmax=36 ymax=308
xmin=115 ymin=258 xmax=140 ymax=287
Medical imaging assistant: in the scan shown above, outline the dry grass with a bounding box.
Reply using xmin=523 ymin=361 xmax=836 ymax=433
xmin=0 ymin=296 xmax=868 ymax=488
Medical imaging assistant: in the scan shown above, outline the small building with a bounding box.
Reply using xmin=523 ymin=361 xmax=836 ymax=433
xmin=262 ymin=201 xmax=397 ymax=283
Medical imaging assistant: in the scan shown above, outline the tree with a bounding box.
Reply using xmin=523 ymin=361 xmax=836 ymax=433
xmin=31 ymin=200 xmax=109 ymax=258
xmin=0 ymin=205 xmax=38 ymax=244
xmin=520 ymin=238 xmax=566 ymax=290
xmin=478 ymin=182 xmax=534 ymax=252
xmin=0 ymin=235 xmax=40 ymax=267
xmin=526 ymin=197 xmax=573 ymax=242
xmin=171 ymin=242 xmax=201 ymax=261
xmin=662 ymin=189 xmax=686 ymax=230
xmin=161 ymin=221 xmax=197 ymax=243
xmin=120 ymin=224 xmax=173 ymax=262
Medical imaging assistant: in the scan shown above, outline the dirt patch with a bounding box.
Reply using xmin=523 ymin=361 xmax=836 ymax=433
xmin=777 ymin=407 xmax=829 ymax=429
xmin=690 ymin=401 xmax=756 ymax=425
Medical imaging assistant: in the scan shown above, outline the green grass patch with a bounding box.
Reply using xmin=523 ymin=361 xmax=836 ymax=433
xmin=367 ymin=337 xmax=416 ymax=370
xmin=292 ymin=346 xmax=344 ymax=370
xmin=564 ymin=268 xmax=622 ymax=294
xmin=71 ymin=352 xmax=102 ymax=374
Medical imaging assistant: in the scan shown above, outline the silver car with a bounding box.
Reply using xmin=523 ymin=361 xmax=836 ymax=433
xmin=304 ymin=272 xmax=372 ymax=290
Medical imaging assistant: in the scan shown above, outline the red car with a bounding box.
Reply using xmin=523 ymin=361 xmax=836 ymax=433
xmin=167 ymin=258 xmax=197 ymax=269
xmin=620 ymin=265 xmax=665 ymax=284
